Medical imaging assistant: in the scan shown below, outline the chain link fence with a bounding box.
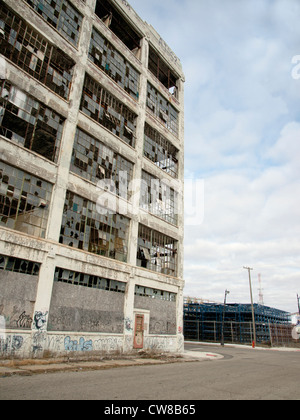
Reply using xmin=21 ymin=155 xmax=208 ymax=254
xmin=184 ymin=320 xmax=298 ymax=347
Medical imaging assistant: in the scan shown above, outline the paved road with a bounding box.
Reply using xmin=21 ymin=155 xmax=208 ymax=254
xmin=0 ymin=343 xmax=299 ymax=400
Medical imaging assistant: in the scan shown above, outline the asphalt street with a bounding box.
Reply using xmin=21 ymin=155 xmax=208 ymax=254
xmin=0 ymin=343 xmax=299 ymax=400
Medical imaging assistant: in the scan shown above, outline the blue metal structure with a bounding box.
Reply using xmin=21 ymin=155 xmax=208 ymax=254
xmin=184 ymin=301 xmax=291 ymax=344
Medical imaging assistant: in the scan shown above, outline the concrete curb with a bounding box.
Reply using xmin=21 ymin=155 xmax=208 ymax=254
xmin=0 ymin=352 xmax=222 ymax=377
xmin=185 ymin=341 xmax=300 ymax=352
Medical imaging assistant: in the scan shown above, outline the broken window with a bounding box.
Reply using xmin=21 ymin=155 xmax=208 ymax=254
xmin=144 ymin=123 xmax=179 ymax=178
xmin=135 ymin=285 xmax=176 ymax=302
xmin=95 ymin=0 xmax=142 ymax=56
xmin=146 ymin=83 xmax=179 ymax=137
xmin=0 ymin=254 xmax=41 ymax=276
xmin=54 ymin=267 xmax=126 ymax=293
xmin=137 ymin=224 xmax=178 ymax=277
xmin=0 ymin=1 xmax=75 ymax=100
xmin=0 ymin=161 xmax=52 ymax=238
xmin=89 ymin=27 xmax=140 ymax=100
xmin=60 ymin=191 xmax=130 ymax=262
xmin=25 ymin=0 xmax=83 ymax=46
xmin=140 ymin=170 xmax=178 ymax=226
xmin=148 ymin=46 xmax=179 ymax=97
xmin=70 ymin=128 xmax=134 ymax=199
xmin=0 ymin=80 xmax=64 ymax=162
xmin=81 ymin=74 xmax=137 ymax=147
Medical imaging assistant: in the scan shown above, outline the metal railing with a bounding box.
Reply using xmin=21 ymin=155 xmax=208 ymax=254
xmin=184 ymin=320 xmax=296 ymax=347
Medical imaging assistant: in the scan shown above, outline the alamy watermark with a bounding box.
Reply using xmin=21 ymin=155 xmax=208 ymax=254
xmin=95 ymin=174 xmax=205 ymax=227
xmin=291 ymin=55 xmax=300 ymax=80
xmin=292 ymin=316 xmax=300 ymax=341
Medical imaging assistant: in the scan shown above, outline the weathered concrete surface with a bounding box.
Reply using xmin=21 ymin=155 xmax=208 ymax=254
xmin=0 ymin=350 xmax=213 ymax=377
xmin=0 ymin=345 xmax=299 ymax=400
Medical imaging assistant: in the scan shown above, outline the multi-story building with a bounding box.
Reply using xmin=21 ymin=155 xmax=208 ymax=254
xmin=0 ymin=0 xmax=185 ymax=357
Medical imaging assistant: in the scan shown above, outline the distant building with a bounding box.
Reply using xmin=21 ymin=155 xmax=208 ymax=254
xmin=184 ymin=298 xmax=292 ymax=346
xmin=0 ymin=0 xmax=185 ymax=357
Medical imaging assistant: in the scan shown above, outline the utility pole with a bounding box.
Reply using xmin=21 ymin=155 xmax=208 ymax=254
xmin=297 ymin=294 xmax=300 ymax=315
xmin=243 ymin=267 xmax=256 ymax=347
xmin=221 ymin=290 xmax=230 ymax=346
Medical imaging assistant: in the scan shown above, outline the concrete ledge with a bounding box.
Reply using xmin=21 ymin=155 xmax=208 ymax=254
xmin=0 ymin=351 xmax=222 ymax=377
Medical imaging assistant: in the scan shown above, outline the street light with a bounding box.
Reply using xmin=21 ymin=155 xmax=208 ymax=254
xmin=243 ymin=267 xmax=256 ymax=348
xmin=221 ymin=289 xmax=230 ymax=347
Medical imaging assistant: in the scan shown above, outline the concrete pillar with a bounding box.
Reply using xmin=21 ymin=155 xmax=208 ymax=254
xmin=32 ymin=11 xmax=94 ymax=332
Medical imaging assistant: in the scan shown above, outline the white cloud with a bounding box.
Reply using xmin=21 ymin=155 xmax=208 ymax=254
xmin=129 ymin=0 xmax=300 ymax=313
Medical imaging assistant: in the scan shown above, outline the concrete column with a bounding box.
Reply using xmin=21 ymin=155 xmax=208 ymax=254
xmin=123 ymin=270 xmax=136 ymax=352
xmin=127 ymin=36 xmax=149 ymax=267
xmin=32 ymin=13 xmax=94 ymax=331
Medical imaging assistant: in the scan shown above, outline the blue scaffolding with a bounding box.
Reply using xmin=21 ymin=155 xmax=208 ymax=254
xmin=184 ymin=300 xmax=291 ymax=345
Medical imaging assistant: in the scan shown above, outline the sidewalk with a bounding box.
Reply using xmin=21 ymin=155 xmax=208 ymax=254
xmin=185 ymin=341 xmax=300 ymax=352
xmin=0 ymin=350 xmax=222 ymax=378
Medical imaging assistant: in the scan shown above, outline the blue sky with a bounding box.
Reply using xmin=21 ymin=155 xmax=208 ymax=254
xmin=129 ymin=0 xmax=300 ymax=313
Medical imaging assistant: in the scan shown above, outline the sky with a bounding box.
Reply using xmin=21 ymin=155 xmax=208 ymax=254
xmin=129 ymin=0 xmax=300 ymax=314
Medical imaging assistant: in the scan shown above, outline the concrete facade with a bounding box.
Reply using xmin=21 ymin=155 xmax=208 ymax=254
xmin=0 ymin=0 xmax=185 ymax=358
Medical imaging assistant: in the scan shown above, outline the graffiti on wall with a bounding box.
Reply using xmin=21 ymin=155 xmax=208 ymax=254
xmin=33 ymin=311 xmax=48 ymax=330
xmin=0 ymin=335 xmax=24 ymax=353
xmin=124 ymin=317 xmax=133 ymax=332
xmin=16 ymin=311 xmax=33 ymax=329
xmin=64 ymin=336 xmax=93 ymax=352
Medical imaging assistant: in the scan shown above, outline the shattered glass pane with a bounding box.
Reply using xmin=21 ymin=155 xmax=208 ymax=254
xmin=137 ymin=224 xmax=178 ymax=277
xmin=81 ymin=74 xmax=137 ymax=147
xmin=140 ymin=170 xmax=178 ymax=225
xmin=70 ymin=128 xmax=133 ymax=199
xmin=0 ymin=1 xmax=75 ymax=99
xmin=148 ymin=46 xmax=179 ymax=94
xmin=25 ymin=0 xmax=83 ymax=46
xmin=0 ymin=161 xmax=52 ymax=238
xmin=144 ymin=123 xmax=178 ymax=178
xmin=0 ymin=80 xmax=64 ymax=162
xmin=60 ymin=191 xmax=130 ymax=262
xmin=54 ymin=266 xmax=126 ymax=293
xmin=147 ymin=83 xmax=179 ymax=137
xmin=135 ymin=285 xmax=176 ymax=302
xmin=0 ymin=254 xmax=41 ymax=275
xmin=89 ymin=27 xmax=140 ymax=100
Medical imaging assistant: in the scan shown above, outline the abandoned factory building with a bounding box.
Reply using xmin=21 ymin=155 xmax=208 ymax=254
xmin=0 ymin=0 xmax=185 ymax=357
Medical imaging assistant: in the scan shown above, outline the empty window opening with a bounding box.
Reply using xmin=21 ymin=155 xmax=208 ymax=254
xmin=147 ymin=83 xmax=179 ymax=137
xmin=0 ymin=80 xmax=64 ymax=162
xmin=148 ymin=46 xmax=179 ymax=96
xmin=0 ymin=254 xmax=41 ymax=276
xmin=81 ymin=74 xmax=137 ymax=147
xmin=137 ymin=224 xmax=178 ymax=277
xmin=54 ymin=267 xmax=126 ymax=293
xmin=60 ymin=191 xmax=130 ymax=262
xmin=140 ymin=170 xmax=178 ymax=226
xmin=89 ymin=27 xmax=140 ymax=100
xmin=71 ymin=127 xmax=134 ymax=199
xmin=25 ymin=0 xmax=83 ymax=46
xmin=95 ymin=0 xmax=142 ymax=56
xmin=0 ymin=161 xmax=52 ymax=238
xmin=135 ymin=285 xmax=176 ymax=302
xmin=144 ymin=123 xmax=178 ymax=178
xmin=0 ymin=1 xmax=75 ymax=100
